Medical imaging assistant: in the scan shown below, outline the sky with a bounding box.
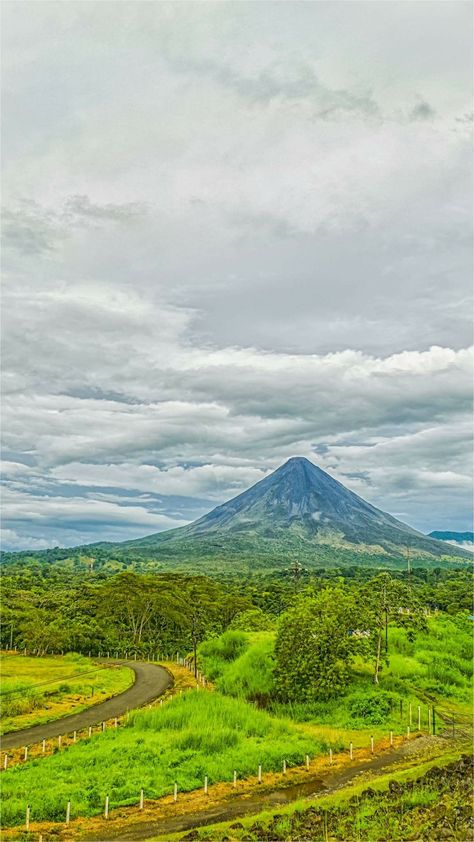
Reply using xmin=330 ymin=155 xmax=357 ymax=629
xmin=1 ymin=1 xmax=473 ymax=551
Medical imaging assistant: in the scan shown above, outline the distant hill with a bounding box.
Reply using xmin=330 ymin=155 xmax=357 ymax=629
xmin=122 ymin=457 xmax=471 ymax=565
xmin=428 ymin=531 xmax=474 ymax=552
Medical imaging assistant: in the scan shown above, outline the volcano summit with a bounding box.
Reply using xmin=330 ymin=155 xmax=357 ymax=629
xmin=124 ymin=457 xmax=470 ymax=566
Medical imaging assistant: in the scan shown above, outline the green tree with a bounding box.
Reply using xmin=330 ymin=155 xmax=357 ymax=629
xmin=274 ymin=586 xmax=357 ymax=702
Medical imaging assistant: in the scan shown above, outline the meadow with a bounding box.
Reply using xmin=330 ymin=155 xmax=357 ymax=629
xmin=0 ymin=690 xmax=326 ymax=827
xmin=199 ymin=614 xmax=473 ymax=737
xmin=0 ymin=653 xmax=133 ymax=734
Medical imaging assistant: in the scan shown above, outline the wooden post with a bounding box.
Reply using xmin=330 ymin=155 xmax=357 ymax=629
xmin=114 ymin=718 xmax=118 ymax=729
xmin=73 ymin=730 xmax=77 ymax=743
xmin=42 ymin=739 xmax=46 ymax=754
xmin=26 ymin=804 xmax=30 ymax=831
xmin=305 ymin=754 xmax=310 ymax=770
xmin=329 ymin=748 xmax=333 ymax=765
xmin=66 ymin=800 xmax=71 ymax=825
xmin=418 ymin=706 xmax=421 ymax=731
xmin=24 ymin=746 xmax=28 ymax=761
xmin=58 ymin=735 xmax=62 ymax=748
xmin=3 ymin=754 xmax=7 ymax=770
xmin=282 ymin=759 xmax=286 ymax=774
xmin=370 ymin=735 xmax=374 ymax=755
xmin=174 ymin=783 xmax=178 ymax=802
xmin=349 ymin=742 xmax=353 ymax=760
xmin=102 ymin=721 xmax=106 ymax=732
xmin=104 ymin=795 xmax=109 ymax=819
xmin=204 ymin=776 xmax=208 ymax=794
xmin=233 ymin=770 xmax=237 ymax=788
xmin=88 ymin=726 xmax=92 ymax=738
xmin=258 ymin=764 xmax=262 ymax=783
xmin=140 ymin=789 xmax=144 ymax=810
xmin=390 ymin=730 xmax=393 ymax=747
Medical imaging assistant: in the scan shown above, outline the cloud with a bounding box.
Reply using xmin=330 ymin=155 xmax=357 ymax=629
xmin=1 ymin=2 xmax=472 ymax=549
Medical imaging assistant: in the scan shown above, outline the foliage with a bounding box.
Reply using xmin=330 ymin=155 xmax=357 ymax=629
xmin=274 ymin=587 xmax=359 ymax=702
xmin=229 ymin=608 xmax=275 ymax=632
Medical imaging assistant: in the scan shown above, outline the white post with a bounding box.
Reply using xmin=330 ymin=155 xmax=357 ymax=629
xmin=88 ymin=726 xmax=92 ymax=738
xmin=114 ymin=718 xmax=118 ymax=729
xmin=329 ymin=748 xmax=333 ymax=765
xmin=105 ymin=795 xmax=109 ymax=819
xmin=102 ymin=721 xmax=105 ymax=732
xmin=3 ymin=754 xmax=7 ymax=770
xmin=26 ymin=805 xmax=30 ymax=831
xmin=305 ymin=754 xmax=310 ymax=770
xmin=258 ymin=764 xmax=262 ymax=783
xmin=370 ymin=735 xmax=374 ymax=755
xmin=58 ymin=735 xmax=62 ymax=748
xmin=42 ymin=739 xmax=46 ymax=754
xmin=233 ymin=770 xmax=237 ymax=788
xmin=349 ymin=742 xmax=353 ymax=760
xmin=174 ymin=783 xmax=178 ymax=802
xmin=282 ymin=759 xmax=286 ymax=774
xmin=24 ymin=746 xmax=28 ymax=761
xmin=407 ymin=726 xmax=410 ymax=739
xmin=160 ymin=699 xmax=163 ymax=707
xmin=390 ymin=730 xmax=393 ymax=747
xmin=140 ymin=789 xmax=144 ymax=810
xmin=66 ymin=800 xmax=71 ymax=825
xmin=204 ymin=775 xmax=208 ymax=794
xmin=73 ymin=730 xmax=77 ymax=743
xmin=418 ymin=706 xmax=421 ymax=731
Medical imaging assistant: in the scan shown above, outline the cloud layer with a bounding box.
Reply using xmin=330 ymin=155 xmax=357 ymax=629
xmin=1 ymin=2 xmax=473 ymax=549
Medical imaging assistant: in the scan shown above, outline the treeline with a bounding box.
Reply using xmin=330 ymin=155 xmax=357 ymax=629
xmin=1 ymin=561 xmax=471 ymax=658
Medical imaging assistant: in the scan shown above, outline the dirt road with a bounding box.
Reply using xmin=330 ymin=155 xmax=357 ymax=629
xmin=1 ymin=660 xmax=172 ymax=750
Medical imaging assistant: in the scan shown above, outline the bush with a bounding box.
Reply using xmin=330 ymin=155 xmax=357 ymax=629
xmin=348 ymin=691 xmax=394 ymax=725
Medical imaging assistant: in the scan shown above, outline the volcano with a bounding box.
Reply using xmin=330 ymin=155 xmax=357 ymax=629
xmin=126 ymin=457 xmax=471 ymax=563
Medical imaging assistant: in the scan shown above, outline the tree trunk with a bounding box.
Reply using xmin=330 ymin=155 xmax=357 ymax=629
xmin=374 ymin=632 xmax=382 ymax=684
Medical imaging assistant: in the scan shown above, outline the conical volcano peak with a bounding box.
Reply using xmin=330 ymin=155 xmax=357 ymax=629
xmin=127 ymin=456 xmax=472 ymax=563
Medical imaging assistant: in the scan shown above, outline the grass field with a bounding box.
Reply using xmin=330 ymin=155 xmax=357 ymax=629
xmin=198 ymin=615 xmax=473 ymax=737
xmin=0 ymin=653 xmax=133 ymax=734
xmin=0 ymin=689 xmax=327 ymax=827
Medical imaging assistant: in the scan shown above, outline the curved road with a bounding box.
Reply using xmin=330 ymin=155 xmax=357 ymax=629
xmin=1 ymin=660 xmax=173 ymax=751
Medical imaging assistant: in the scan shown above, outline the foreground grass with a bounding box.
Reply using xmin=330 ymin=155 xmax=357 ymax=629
xmin=0 ymin=653 xmax=133 ymax=734
xmin=0 ymin=690 xmax=326 ymax=827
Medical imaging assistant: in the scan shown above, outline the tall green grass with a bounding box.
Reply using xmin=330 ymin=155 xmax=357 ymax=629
xmin=1 ymin=690 xmax=326 ymax=828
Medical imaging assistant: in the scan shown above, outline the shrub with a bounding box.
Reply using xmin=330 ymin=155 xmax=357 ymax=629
xmin=348 ymin=691 xmax=394 ymax=725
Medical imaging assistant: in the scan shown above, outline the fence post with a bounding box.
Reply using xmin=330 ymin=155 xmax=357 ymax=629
xmin=58 ymin=735 xmax=62 ymax=749
xmin=258 ymin=764 xmax=262 ymax=783
xmin=102 ymin=721 xmax=106 ymax=732
xmin=114 ymin=718 xmax=118 ymax=729
xmin=174 ymin=783 xmax=178 ymax=802
xmin=407 ymin=726 xmax=410 ymax=739
xmin=26 ymin=804 xmax=30 ymax=831
xmin=370 ymin=735 xmax=374 ymax=755
xmin=329 ymin=748 xmax=333 ymax=765
xmin=305 ymin=754 xmax=310 ymax=770
xmin=204 ymin=775 xmax=208 ymax=794
xmin=73 ymin=730 xmax=77 ymax=743
xmin=233 ymin=770 xmax=237 ymax=788
xmin=282 ymin=759 xmax=287 ymax=774
xmin=349 ymin=742 xmax=353 ymax=760
xmin=3 ymin=754 xmax=7 ymax=770
xmin=88 ymin=726 xmax=92 ymax=738
xmin=24 ymin=746 xmax=28 ymax=761
xmin=140 ymin=789 xmax=144 ymax=810
xmin=66 ymin=800 xmax=71 ymax=825
xmin=104 ymin=795 xmax=109 ymax=819
xmin=390 ymin=730 xmax=393 ymax=747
